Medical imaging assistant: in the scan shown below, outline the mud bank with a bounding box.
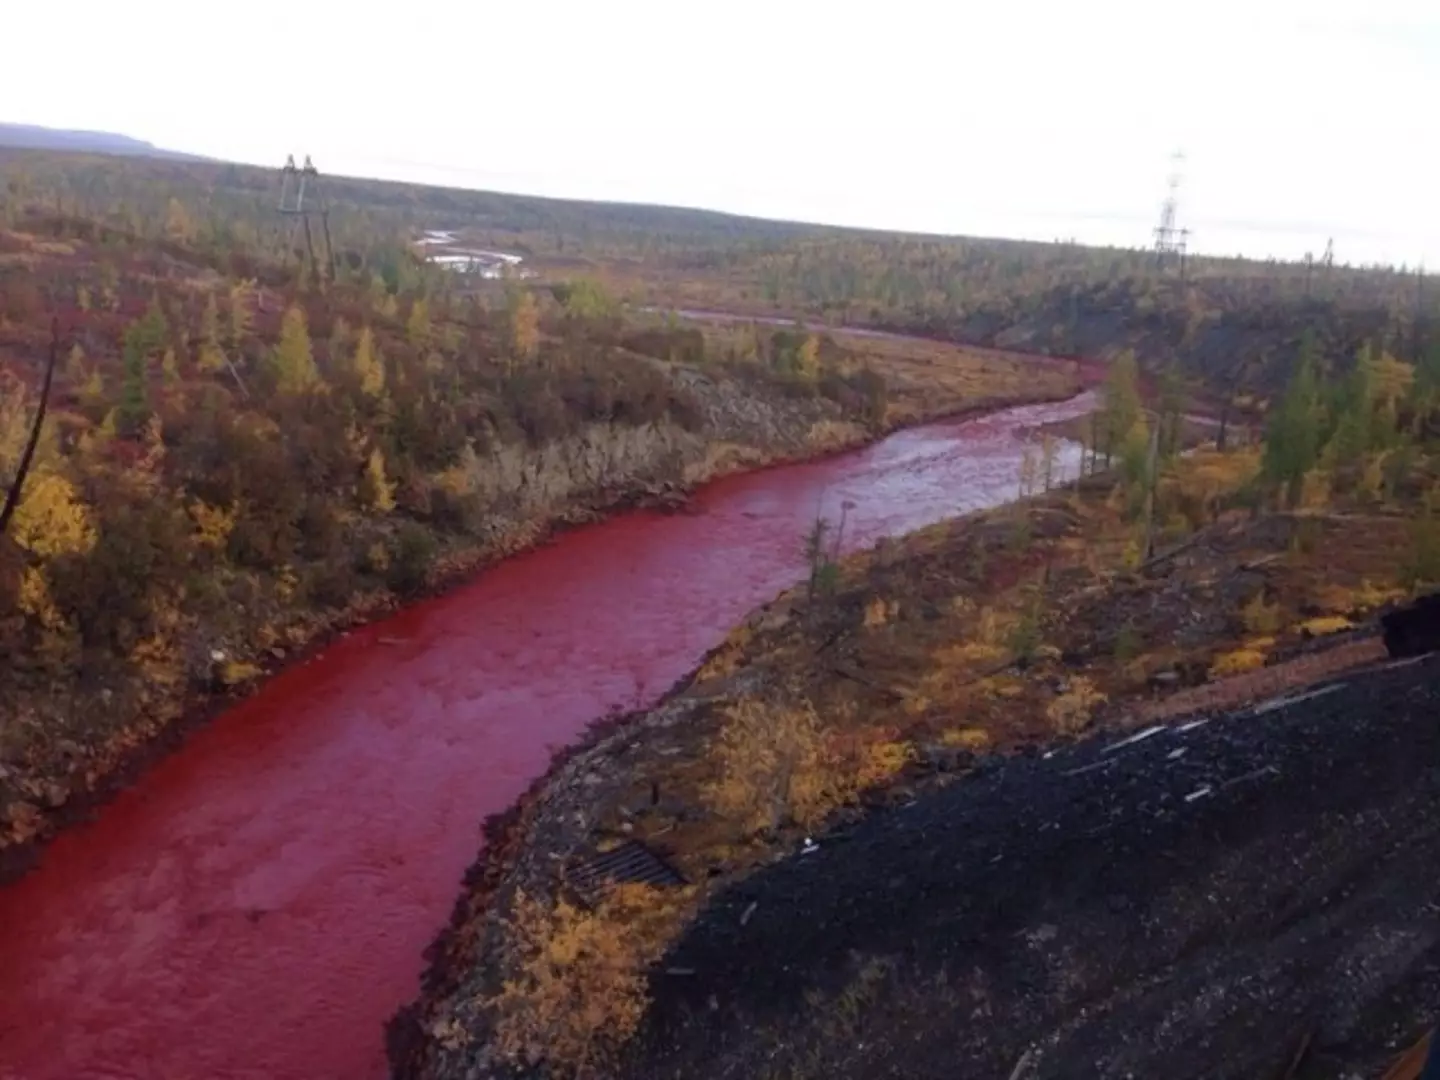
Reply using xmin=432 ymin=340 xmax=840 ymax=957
xmin=0 ymin=389 xmax=1092 ymax=1080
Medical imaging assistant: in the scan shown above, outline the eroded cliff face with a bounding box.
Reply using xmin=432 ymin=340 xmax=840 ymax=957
xmin=468 ymin=368 xmax=865 ymax=526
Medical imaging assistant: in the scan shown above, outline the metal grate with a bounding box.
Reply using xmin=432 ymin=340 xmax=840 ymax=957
xmin=569 ymin=840 xmax=686 ymax=907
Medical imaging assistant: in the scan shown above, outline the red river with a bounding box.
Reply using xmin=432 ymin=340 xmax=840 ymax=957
xmin=0 ymin=391 xmax=1094 ymax=1080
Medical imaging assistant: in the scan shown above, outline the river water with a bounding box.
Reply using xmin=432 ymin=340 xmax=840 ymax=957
xmin=0 ymin=391 xmax=1094 ymax=1080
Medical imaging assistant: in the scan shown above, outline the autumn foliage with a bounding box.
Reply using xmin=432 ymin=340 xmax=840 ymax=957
xmin=482 ymin=883 xmax=694 ymax=1075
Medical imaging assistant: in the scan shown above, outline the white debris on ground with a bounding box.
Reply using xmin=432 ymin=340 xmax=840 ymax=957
xmin=414 ymin=230 xmax=533 ymax=279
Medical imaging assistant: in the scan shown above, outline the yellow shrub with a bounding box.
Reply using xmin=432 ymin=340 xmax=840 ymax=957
xmin=1311 ymin=579 xmax=1404 ymax=616
xmin=977 ymin=674 xmax=1025 ymax=698
xmin=863 ymin=596 xmax=898 ymax=628
xmin=694 ymin=624 xmax=753 ymax=683
xmin=361 ymin=447 xmax=396 ymax=513
xmin=189 ymin=499 xmax=238 ymax=551
xmin=275 ymin=564 xmax=300 ymax=603
xmin=705 ymin=698 xmax=834 ymax=834
xmin=131 ymin=632 xmax=184 ymax=692
xmin=900 ymin=692 xmax=932 ymax=717
xmin=975 ymin=606 xmax=1017 ymax=647
xmin=12 ymin=470 xmax=96 ymax=558
xmin=705 ymin=700 xmax=905 ymax=835
xmin=940 ymin=727 xmax=991 ymax=750
xmin=1045 ymin=676 xmax=1108 ymax=734
xmin=1359 ymin=454 xmax=1386 ymax=500
xmin=855 ymin=740 xmax=914 ymax=787
xmin=1299 ymin=468 xmax=1331 ymax=510
xmin=219 ymin=660 xmax=263 ymax=687
xmin=363 ymin=542 xmax=391 ymax=574
xmin=947 ymin=594 xmax=976 ymax=617
xmin=486 ymin=884 xmax=694 ymax=1074
xmin=933 ymin=640 xmax=1006 ymax=667
xmin=1209 ymin=648 xmax=1268 ymax=679
xmin=1171 ymin=447 xmax=1262 ymax=524
xmin=1298 ymin=615 xmax=1354 ymax=638
xmin=1240 ymin=592 xmax=1281 ymax=635
xmin=18 ymin=566 xmax=61 ymax=627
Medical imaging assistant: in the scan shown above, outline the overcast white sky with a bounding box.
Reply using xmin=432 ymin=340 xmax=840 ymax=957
xmin=4 ymin=0 xmax=1436 ymax=265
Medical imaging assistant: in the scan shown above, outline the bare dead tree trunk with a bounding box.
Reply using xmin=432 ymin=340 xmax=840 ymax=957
xmin=0 ymin=317 xmax=60 ymax=537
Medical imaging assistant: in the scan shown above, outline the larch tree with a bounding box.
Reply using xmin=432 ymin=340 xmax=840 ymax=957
xmin=509 ymin=289 xmax=540 ymax=362
xmin=1156 ymin=365 xmax=1184 ymax=460
xmin=1262 ymin=349 xmax=1321 ymax=507
xmin=329 ymin=316 xmax=352 ymax=369
xmin=562 ymin=278 xmax=614 ymax=321
xmin=406 ymin=298 xmax=432 ymax=348
xmin=1101 ymin=349 xmax=1142 ymax=466
xmin=360 ymin=446 xmax=396 ymax=513
xmin=12 ymin=466 xmax=96 ymax=632
xmin=351 ymin=326 xmax=386 ymax=398
xmin=198 ymin=293 xmax=228 ymax=374
xmin=63 ymin=343 xmax=87 ymax=386
xmin=796 ymin=334 xmax=821 ymax=382
xmin=118 ymin=302 xmax=169 ymax=435
xmin=1324 ymin=343 xmax=1377 ymax=467
xmin=228 ymin=281 xmax=254 ymax=350
xmin=165 ymin=197 xmax=194 ymax=243
xmin=272 ymin=305 xmax=322 ymax=395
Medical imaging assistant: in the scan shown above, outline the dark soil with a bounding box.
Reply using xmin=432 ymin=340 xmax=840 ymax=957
xmin=625 ymin=654 xmax=1440 ymax=1080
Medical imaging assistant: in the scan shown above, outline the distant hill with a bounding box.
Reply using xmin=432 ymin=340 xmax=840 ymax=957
xmin=0 ymin=122 xmax=206 ymax=161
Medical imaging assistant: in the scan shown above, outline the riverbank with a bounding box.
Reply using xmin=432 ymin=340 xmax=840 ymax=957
xmin=391 ymin=437 xmax=1439 ymax=1079
xmin=0 ymin=366 xmax=1094 ymax=1080
xmin=0 ymin=348 xmax=1081 ymax=886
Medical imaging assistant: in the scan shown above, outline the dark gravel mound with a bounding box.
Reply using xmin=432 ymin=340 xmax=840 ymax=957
xmin=1385 ymin=593 xmax=1440 ymax=660
xmin=626 ymin=655 xmax=1440 ymax=1080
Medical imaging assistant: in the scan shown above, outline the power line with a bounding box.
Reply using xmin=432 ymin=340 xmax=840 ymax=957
xmin=1151 ymin=149 xmax=1190 ymax=274
xmin=276 ymin=154 xmax=335 ymax=284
